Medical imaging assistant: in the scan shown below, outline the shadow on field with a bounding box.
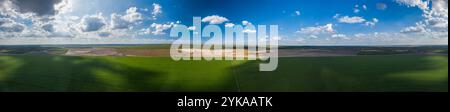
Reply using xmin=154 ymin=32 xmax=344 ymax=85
xmin=231 ymin=56 xmax=448 ymax=92
xmin=0 ymin=56 xmax=239 ymax=92
xmin=0 ymin=56 xmax=165 ymax=92
xmin=1 ymin=55 xmax=447 ymax=92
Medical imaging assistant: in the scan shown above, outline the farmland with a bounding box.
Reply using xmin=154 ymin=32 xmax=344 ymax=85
xmin=0 ymin=45 xmax=447 ymax=92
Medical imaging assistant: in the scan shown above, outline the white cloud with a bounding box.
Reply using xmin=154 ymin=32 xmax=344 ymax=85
xmin=394 ymin=0 xmax=429 ymax=10
xmin=138 ymin=28 xmax=152 ymax=35
xmin=243 ymin=29 xmax=256 ymax=33
xmin=401 ymin=22 xmax=427 ymax=33
xmin=187 ymin=26 xmax=196 ymax=30
xmin=242 ymin=20 xmax=252 ymax=26
xmin=79 ymin=13 xmax=107 ymax=32
xmin=396 ymin=0 xmax=448 ymax=35
xmin=295 ymin=38 xmax=305 ymax=43
xmin=152 ymin=3 xmax=162 ymax=19
xmin=123 ymin=7 xmax=143 ymax=22
xmin=0 ymin=0 xmax=73 ymax=36
xmin=426 ymin=0 xmax=448 ymax=31
xmin=295 ymin=11 xmax=301 ymax=16
xmin=354 ymin=5 xmax=360 ymax=13
xmin=297 ymin=23 xmax=335 ymax=34
xmin=331 ymin=34 xmax=350 ymax=40
xmin=149 ymin=22 xmax=174 ymax=35
xmin=286 ymin=31 xmax=447 ymax=45
xmin=333 ymin=14 xmax=340 ymax=19
xmin=110 ymin=7 xmax=144 ymax=29
xmin=331 ymin=34 xmax=347 ymax=38
xmin=365 ymin=18 xmax=379 ymax=27
xmin=309 ymin=35 xmax=319 ymax=39
xmin=225 ymin=23 xmax=235 ymax=27
xmin=202 ymin=15 xmax=229 ymax=24
xmin=258 ymin=35 xmax=283 ymax=42
xmin=110 ymin=13 xmax=130 ymax=29
xmin=337 ymin=16 xmax=366 ymax=23
xmin=354 ymin=33 xmax=366 ymax=38
xmin=55 ymin=0 xmax=73 ymax=14
xmin=354 ymin=9 xmax=360 ymax=13
xmin=401 ymin=26 xmax=426 ymax=33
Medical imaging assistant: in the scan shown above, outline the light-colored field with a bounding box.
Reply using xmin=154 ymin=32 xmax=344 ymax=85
xmin=64 ymin=48 xmax=357 ymax=57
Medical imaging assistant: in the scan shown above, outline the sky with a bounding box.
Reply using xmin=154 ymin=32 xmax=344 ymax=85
xmin=0 ymin=0 xmax=448 ymax=45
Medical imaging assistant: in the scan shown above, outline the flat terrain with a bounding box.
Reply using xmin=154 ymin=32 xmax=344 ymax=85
xmin=0 ymin=45 xmax=447 ymax=92
xmin=0 ymin=55 xmax=447 ymax=92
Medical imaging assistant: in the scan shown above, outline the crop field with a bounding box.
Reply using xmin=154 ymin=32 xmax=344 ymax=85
xmin=0 ymin=55 xmax=447 ymax=92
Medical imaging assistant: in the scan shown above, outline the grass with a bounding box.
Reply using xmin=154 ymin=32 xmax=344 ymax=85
xmin=0 ymin=55 xmax=447 ymax=92
xmin=235 ymin=56 xmax=448 ymax=92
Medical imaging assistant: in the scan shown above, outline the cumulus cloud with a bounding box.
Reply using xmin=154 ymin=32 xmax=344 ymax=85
xmin=297 ymin=24 xmax=335 ymax=34
xmin=401 ymin=22 xmax=427 ymax=33
xmin=0 ymin=0 xmax=72 ymax=20
xmin=309 ymin=35 xmax=318 ymax=39
xmin=1 ymin=0 xmax=69 ymax=16
xmin=54 ymin=0 xmax=72 ymax=14
xmin=397 ymin=0 xmax=448 ymax=35
xmin=187 ymin=26 xmax=196 ymax=30
xmin=123 ymin=7 xmax=143 ymax=22
xmin=202 ymin=15 xmax=229 ymax=24
xmin=242 ymin=20 xmax=252 ymax=26
xmin=354 ymin=33 xmax=366 ymax=38
xmin=337 ymin=16 xmax=366 ymax=23
xmin=110 ymin=13 xmax=129 ymax=29
xmin=354 ymin=9 xmax=360 ymax=13
xmin=110 ymin=7 xmax=144 ymax=29
xmin=333 ymin=14 xmax=341 ymax=19
xmin=79 ymin=13 xmax=107 ymax=32
xmin=287 ymin=31 xmax=447 ymax=45
xmin=0 ymin=0 xmax=72 ymax=36
xmin=401 ymin=26 xmax=426 ymax=33
xmin=331 ymin=34 xmax=350 ymax=40
xmin=334 ymin=14 xmax=377 ymax=27
xmin=241 ymin=20 xmax=256 ymax=33
xmin=331 ymin=34 xmax=347 ymax=38
xmin=152 ymin=3 xmax=162 ymax=19
xmin=354 ymin=5 xmax=360 ymax=13
xmin=243 ymin=29 xmax=257 ymax=33
xmin=146 ymin=22 xmax=174 ymax=35
xmin=426 ymin=0 xmax=448 ymax=30
xmin=225 ymin=23 xmax=235 ymax=27
xmin=394 ymin=0 xmax=429 ymax=10
xmin=0 ymin=17 xmax=25 ymax=32
xmin=365 ymin=18 xmax=379 ymax=27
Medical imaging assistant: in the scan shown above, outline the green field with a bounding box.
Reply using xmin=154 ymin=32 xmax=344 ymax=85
xmin=0 ymin=55 xmax=447 ymax=92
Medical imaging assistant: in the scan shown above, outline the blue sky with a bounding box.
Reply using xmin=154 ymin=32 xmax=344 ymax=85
xmin=0 ymin=0 xmax=447 ymax=45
